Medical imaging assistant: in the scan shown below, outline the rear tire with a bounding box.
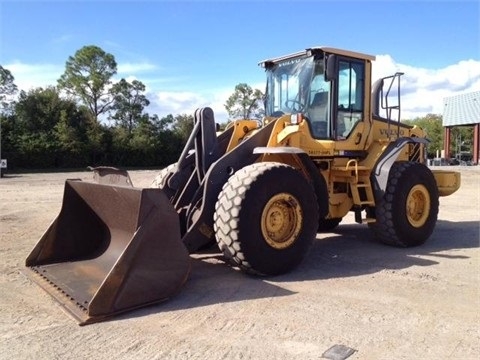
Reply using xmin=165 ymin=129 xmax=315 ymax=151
xmin=214 ymin=162 xmax=319 ymax=276
xmin=370 ymin=161 xmax=439 ymax=247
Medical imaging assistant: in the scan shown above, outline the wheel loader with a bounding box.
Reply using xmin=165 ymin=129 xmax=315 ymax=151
xmin=25 ymin=46 xmax=461 ymax=325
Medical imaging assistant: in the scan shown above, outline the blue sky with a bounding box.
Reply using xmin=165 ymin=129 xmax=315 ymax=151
xmin=1 ymin=0 xmax=479 ymax=122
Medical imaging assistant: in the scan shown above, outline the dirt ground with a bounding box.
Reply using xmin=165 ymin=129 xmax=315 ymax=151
xmin=0 ymin=166 xmax=478 ymax=360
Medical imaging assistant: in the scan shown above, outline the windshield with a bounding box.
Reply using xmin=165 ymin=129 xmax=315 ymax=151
xmin=264 ymin=55 xmax=332 ymax=138
xmin=264 ymin=57 xmax=314 ymax=116
xmin=264 ymin=56 xmax=329 ymax=115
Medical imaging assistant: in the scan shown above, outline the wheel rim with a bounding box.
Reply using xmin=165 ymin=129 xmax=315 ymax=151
xmin=261 ymin=193 xmax=303 ymax=249
xmin=406 ymin=184 xmax=431 ymax=228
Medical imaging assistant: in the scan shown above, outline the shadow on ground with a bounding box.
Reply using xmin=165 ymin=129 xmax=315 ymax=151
xmin=117 ymin=219 xmax=478 ymax=323
xmin=280 ymin=219 xmax=479 ymax=282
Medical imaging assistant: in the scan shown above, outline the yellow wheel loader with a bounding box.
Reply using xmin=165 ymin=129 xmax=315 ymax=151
xmin=25 ymin=47 xmax=461 ymax=325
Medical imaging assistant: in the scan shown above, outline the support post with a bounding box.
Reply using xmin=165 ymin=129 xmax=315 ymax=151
xmin=473 ymin=123 xmax=479 ymax=165
xmin=444 ymin=126 xmax=451 ymax=160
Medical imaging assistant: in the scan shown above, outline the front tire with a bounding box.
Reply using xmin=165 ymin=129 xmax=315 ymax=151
xmin=151 ymin=162 xmax=177 ymax=199
xmin=370 ymin=161 xmax=439 ymax=247
xmin=214 ymin=162 xmax=319 ymax=276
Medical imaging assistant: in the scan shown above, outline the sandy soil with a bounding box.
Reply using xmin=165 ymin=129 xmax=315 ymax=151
xmin=0 ymin=166 xmax=479 ymax=360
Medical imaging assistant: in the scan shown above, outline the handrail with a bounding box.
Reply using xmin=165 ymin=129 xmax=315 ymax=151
xmin=345 ymin=159 xmax=359 ymax=183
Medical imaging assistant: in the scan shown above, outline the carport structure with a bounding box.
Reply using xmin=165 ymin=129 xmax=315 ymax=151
xmin=443 ymin=91 xmax=480 ymax=165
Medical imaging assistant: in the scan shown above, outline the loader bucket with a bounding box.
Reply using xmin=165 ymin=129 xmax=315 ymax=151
xmin=25 ymin=180 xmax=190 ymax=325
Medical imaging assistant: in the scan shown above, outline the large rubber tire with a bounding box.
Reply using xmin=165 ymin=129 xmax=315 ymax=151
xmin=318 ymin=217 xmax=342 ymax=232
xmin=370 ymin=161 xmax=439 ymax=247
xmin=214 ymin=162 xmax=319 ymax=276
xmin=151 ymin=163 xmax=177 ymax=199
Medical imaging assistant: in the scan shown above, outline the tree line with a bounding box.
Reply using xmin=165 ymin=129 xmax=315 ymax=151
xmin=0 ymin=45 xmax=471 ymax=171
xmin=0 ymin=45 xmax=263 ymax=170
xmin=403 ymin=114 xmax=473 ymax=159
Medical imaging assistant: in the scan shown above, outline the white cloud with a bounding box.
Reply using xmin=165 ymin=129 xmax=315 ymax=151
xmin=149 ymin=90 xmax=230 ymax=122
xmin=373 ymin=55 xmax=480 ymax=119
xmin=148 ymin=82 xmax=266 ymax=124
xmin=5 ymin=56 xmax=480 ymax=123
xmin=148 ymin=58 xmax=480 ymax=123
xmin=4 ymin=62 xmax=64 ymax=91
xmin=155 ymin=91 xmax=205 ymax=113
xmin=4 ymin=60 xmax=159 ymax=90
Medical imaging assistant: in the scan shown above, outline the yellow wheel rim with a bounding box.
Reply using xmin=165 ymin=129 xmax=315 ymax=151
xmin=406 ymin=184 xmax=431 ymax=228
xmin=261 ymin=193 xmax=303 ymax=249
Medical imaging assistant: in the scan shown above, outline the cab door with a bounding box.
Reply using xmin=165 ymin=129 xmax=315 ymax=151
xmin=329 ymin=56 xmax=371 ymax=154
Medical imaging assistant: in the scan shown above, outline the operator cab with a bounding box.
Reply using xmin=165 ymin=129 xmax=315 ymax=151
xmin=260 ymin=47 xmax=374 ymax=141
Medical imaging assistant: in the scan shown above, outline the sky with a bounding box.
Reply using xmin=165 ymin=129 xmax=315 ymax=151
xmin=1 ymin=0 xmax=479 ymax=123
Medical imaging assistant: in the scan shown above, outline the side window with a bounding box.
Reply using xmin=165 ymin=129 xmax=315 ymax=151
xmin=337 ymin=60 xmax=364 ymax=139
xmin=308 ymin=75 xmax=330 ymax=138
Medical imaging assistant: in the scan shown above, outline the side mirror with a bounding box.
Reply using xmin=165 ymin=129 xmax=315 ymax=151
xmin=324 ymin=54 xmax=337 ymax=81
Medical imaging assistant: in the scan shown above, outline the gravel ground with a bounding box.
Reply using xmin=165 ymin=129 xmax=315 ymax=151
xmin=0 ymin=166 xmax=478 ymax=360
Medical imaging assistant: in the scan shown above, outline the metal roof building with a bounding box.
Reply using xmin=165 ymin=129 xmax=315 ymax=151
xmin=442 ymin=91 xmax=480 ymax=165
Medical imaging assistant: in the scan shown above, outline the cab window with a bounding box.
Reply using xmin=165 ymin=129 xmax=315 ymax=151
xmin=337 ymin=60 xmax=364 ymax=139
xmin=307 ymin=73 xmax=330 ymax=138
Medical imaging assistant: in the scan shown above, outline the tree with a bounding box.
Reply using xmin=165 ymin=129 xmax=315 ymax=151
xmin=0 ymin=65 xmax=18 ymax=113
xmin=13 ymin=87 xmax=67 ymax=167
xmin=10 ymin=87 xmax=92 ymax=167
xmin=15 ymin=87 xmax=66 ymax=133
xmin=57 ymin=45 xmax=117 ymax=123
xmin=404 ymin=113 xmax=444 ymax=158
xmin=140 ymin=113 xmax=192 ymax=166
xmin=450 ymin=125 xmax=473 ymax=159
xmin=225 ymin=83 xmax=264 ymax=120
xmin=172 ymin=113 xmax=194 ymax=143
xmin=128 ymin=115 xmax=159 ymax=166
xmin=54 ymin=105 xmax=91 ymax=165
xmin=110 ymin=79 xmax=150 ymax=133
xmin=1 ymin=66 xmax=18 ymax=172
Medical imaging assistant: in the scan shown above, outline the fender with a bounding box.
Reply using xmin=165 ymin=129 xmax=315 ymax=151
xmin=253 ymin=146 xmax=329 ymax=219
xmin=371 ymin=137 xmax=429 ymax=199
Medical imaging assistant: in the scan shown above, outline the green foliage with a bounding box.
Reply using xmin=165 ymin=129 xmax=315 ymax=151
xmin=402 ymin=114 xmax=474 ymax=159
xmin=57 ymin=45 xmax=117 ymax=122
xmin=86 ymin=121 xmax=111 ymax=165
xmin=110 ymin=79 xmax=150 ymax=132
xmin=5 ymin=87 xmax=91 ymax=167
xmin=225 ymin=83 xmax=264 ymax=120
xmin=449 ymin=126 xmax=474 ymax=157
xmin=0 ymin=65 xmax=18 ymax=113
xmin=128 ymin=116 xmax=159 ymax=165
xmin=54 ymin=109 xmax=87 ymax=154
xmin=151 ymin=114 xmax=185 ymax=165
xmin=0 ymin=113 xmax=15 ymax=152
xmin=403 ymin=113 xmax=444 ymax=158
xmin=172 ymin=113 xmax=194 ymax=143
xmin=1 ymin=46 xmax=263 ymax=170
xmin=16 ymin=87 xmax=66 ymax=133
